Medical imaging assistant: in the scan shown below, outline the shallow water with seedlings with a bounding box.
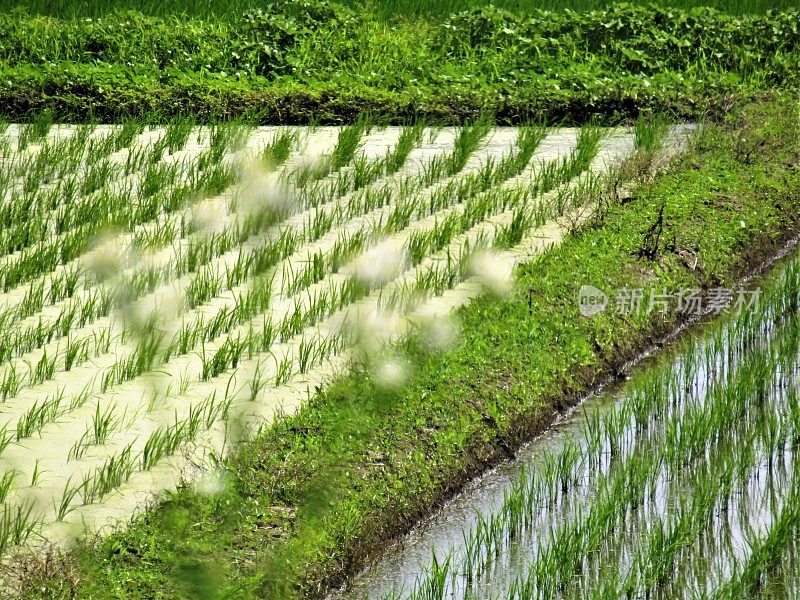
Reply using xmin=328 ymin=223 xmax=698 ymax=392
xmin=333 ymin=254 xmax=800 ymax=599
xmin=2 ymin=117 xmax=695 ymax=555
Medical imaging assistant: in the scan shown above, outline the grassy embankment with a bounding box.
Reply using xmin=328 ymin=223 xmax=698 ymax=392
xmin=1 ymin=0 xmax=795 ymax=19
xmin=11 ymin=99 xmax=800 ymax=598
xmin=0 ymin=1 xmax=797 ymax=122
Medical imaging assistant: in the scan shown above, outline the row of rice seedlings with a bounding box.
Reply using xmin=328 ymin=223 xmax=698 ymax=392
xmin=139 ymin=392 xmax=229 ymax=471
xmin=0 ymin=501 xmax=38 ymax=555
xmin=48 ymin=391 xmax=229 ymax=521
xmin=384 ymin=121 xmax=427 ymax=175
xmin=0 ymin=319 xmax=114 ymax=402
xmin=131 ymin=216 xmax=182 ymax=252
xmin=378 ymin=236 xmax=490 ymax=314
xmin=0 ymin=288 xmax=116 ymax=366
xmin=711 ymin=465 xmax=800 ymax=599
xmin=0 ymin=149 xmax=236 ymax=296
xmin=416 ymin=120 xmax=492 ymax=189
xmin=13 ymin=387 xmax=66 ymax=440
xmin=77 ymin=442 xmax=138 ymax=505
xmin=576 ymin=338 xmax=796 ymax=592
xmin=292 ymin=114 xmax=375 ymax=188
xmin=0 ymin=129 xmax=560 ymax=446
xmin=159 ymin=115 xmax=196 ymax=156
xmin=394 ymin=259 xmax=800 ymax=598
xmin=275 ymin=121 xmax=491 ymax=254
xmin=31 ymin=148 xmax=195 ymax=241
xmin=87 ymin=269 xmax=324 ymax=396
xmin=0 ymin=120 xmax=162 ymax=234
xmin=446 ymin=118 xmax=494 ymax=178
xmin=554 ymin=438 xmax=767 ymax=599
xmin=191 ymin=275 xmax=361 ymax=381
xmin=0 ymin=116 xmax=230 ymax=257
xmin=16 ymin=109 xmax=54 ymax=151
xmin=65 ymin=401 xmax=121 ymax=462
xmin=330 ymin=113 xmax=375 ymax=172
xmin=0 ymin=122 xmax=372 ymax=330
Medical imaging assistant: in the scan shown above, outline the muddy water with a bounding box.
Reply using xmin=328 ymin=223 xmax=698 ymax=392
xmin=331 ymin=254 xmax=800 ymax=599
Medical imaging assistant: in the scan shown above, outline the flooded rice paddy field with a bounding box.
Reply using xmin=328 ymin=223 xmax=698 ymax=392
xmin=336 ymin=251 xmax=800 ymax=599
xmin=1 ymin=118 xmax=672 ymax=553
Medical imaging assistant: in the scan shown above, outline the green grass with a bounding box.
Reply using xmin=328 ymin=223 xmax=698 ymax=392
xmin=11 ymin=97 xmax=799 ymax=599
xmin=0 ymin=0 xmax=794 ymax=19
xmin=0 ymin=2 xmax=796 ymax=123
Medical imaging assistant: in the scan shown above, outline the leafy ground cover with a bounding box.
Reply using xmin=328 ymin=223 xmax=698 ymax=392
xmin=13 ymin=97 xmax=799 ymax=599
xmin=0 ymin=1 xmax=797 ymax=122
xmin=1 ymin=0 xmax=794 ymax=19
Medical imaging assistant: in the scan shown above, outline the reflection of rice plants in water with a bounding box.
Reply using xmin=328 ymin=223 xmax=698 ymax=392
xmin=0 ymin=114 xmax=649 ymax=554
xmin=390 ymin=258 xmax=800 ymax=599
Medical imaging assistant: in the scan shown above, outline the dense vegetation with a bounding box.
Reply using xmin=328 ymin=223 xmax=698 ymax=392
xmin=15 ymin=98 xmax=799 ymax=598
xmin=1 ymin=0 xmax=796 ymax=19
xmin=0 ymin=1 xmax=797 ymax=122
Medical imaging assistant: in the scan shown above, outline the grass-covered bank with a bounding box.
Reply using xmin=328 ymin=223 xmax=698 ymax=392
xmin=0 ymin=1 xmax=797 ymax=123
xmin=11 ymin=99 xmax=800 ymax=599
xmin=1 ymin=0 xmax=795 ymax=20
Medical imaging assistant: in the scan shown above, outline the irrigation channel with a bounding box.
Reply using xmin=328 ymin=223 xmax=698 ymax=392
xmin=333 ymin=250 xmax=800 ymax=599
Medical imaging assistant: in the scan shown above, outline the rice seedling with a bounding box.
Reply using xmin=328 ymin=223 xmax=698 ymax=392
xmin=15 ymin=389 xmax=64 ymax=440
xmin=329 ymin=113 xmax=374 ymax=172
xmin=274 ymin=353 xmax=294 ymax=386
xmin=80 ymin=442 xmax=138 ymax=505
xmin=384 ymin=121 xmax=426 ymax=175
xmin=17 ymin=109 xmax=54 ymax=151
xmin=634 ymin=112 xmax=671 ymax=153
xmin=54 ymin=476 xmax=83 ymax=521
xmin=0 ymin=471 xmax=16 ymax=503
xmin=262 ymin=129 xmax=298 ymax=168
xmin=0 ymin=501 xmax=37 ymax=554
xmin=30 ymin=459 xmax=44 ymax=487
xmin=90 ymin=402 xmax=118 ymax=446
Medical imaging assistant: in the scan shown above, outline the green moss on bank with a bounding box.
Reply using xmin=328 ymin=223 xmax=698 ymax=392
xmin=14 ymin=99 xmax=800 ymax=599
